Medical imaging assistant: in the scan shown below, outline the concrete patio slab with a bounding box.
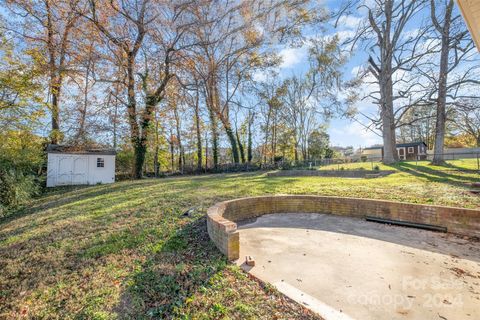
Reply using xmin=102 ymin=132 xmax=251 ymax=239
xmin=237 ymin=213 xmax=480 ymax=320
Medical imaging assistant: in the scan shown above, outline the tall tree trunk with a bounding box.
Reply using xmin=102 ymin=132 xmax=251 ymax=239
xmin=247 ymin=111 xmax=253 ymax=162
xmin=213 ymin=83 xmax=239 ymax=164
xmin=271 ymin=111 xmax=277 ymax=163
xmin=112 ymin=94 xmax=118 ymax=149
xmin=205 ymin=131 xmax=209 ymax=170
xmin=46 ymin=1 xmax=61 ymax=144
xmin=76 ymin=50 xmax=92 ymax=143
xmin=366 ymin=1 xmax=399 ymax=165
xmin=125 ymin=55 xmax=144 ymax=179
xmin=194 ymin=88 xmax=202 ymax=171
xmin=294 ymin=137 xmax=299 ymax=162
xmin=173 ymin=104 xmax=184 ymax=173
xmin=169 ymin=128 xmax=175 ymax=171
xmin=224 ymin=126 xmax=239 ymax=163
xmin=432 ymin=0 xmax=453 ymax=165
xmin=50 ymin=81 xmax=62 ymax=144
xmin=236 ymin=128 xmax=245 ymax=163
xmin=380 ymin=33 xmax=398 ymax=164
xmin=134 ymin=141 xmax=147 ymax=178
xmin=263 ymin=107 xmax=271 ymax=165
xmin=154 ymin=109 xmax=160 ymax=177
xmin=381 ymin=78 xmax=398 ymax=164
xmin=208 ymin=107 xmax=218 ymax=169
xmin=205 ymin=78 xmax=219 ymax=169
xmin=154 ymin=145 xmax=159 ymax=177
xmin=135 ymin=97 xmax=156 ymax=178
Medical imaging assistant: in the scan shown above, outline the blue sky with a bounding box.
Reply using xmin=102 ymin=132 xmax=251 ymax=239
xmin=5 ymin=1 xmax=471 ymax=150
xmin=283 ymin=0 xmax=478 ymax=149
xmin=272 ymin=1 xmax=384 ymax=149
xmin=276 ymin=48 xmax=383 ymax=149
xmin=1 ymin=1 xmax=382 ymax=149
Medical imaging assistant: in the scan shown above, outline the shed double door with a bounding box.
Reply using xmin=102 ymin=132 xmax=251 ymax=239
xmin=57 ymin=156 xmax=88 ymax=185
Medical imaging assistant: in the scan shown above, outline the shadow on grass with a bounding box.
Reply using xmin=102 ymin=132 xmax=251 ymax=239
xmin=387 ymin=162 xmax=479 ymax=186
xmin=0 ymin=180 xmax=163 ymax=227
xmin=0 ymin=180 xmax=174 ymax=247
xmin=0 ymin=213 xmax=222 ymax=318
xmin=115 ymin=217 xmax=228 ymax=319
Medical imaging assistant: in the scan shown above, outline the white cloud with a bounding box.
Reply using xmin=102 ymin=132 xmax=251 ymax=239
xmin=278 ymin=47 xmax=307 ymax=69
xmin=402 ymin=28 xmax=420 ymax=40
xmin=329 ymin=120 xmax=382 ymax=147
xmin=337 ymin=15 xmax=363 ymax=30
xmin=317 ymin=30 xmax=355 ymax=44
xmin=252 ymin=70 xmax=267 ymax=82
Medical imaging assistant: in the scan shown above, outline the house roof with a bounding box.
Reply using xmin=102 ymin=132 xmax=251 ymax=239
xmin=46 ymin=144 xmax=116 ymax=155
xmin=396 ymin=142 xmax=427 ymax=148
xmin=363 ymin=141 xmax=427 ymax=150
xmin=363 ymin=145 xmax=383 ymax=150
xmin=457 ymin=0 xmax=480 ymax=52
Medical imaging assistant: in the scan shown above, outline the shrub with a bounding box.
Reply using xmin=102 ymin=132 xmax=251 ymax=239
xmin=280 ymin=161 xmax=293 ymax=170
xmin=115 ymin=148 xmax=135 ymax=177
xmin=273 ymin=156 xmax=284 ymax=163
xmin=0 ymin=167 xmax=40 ymax=217
xmin=373 ymin=165 xmax=380 ymax=171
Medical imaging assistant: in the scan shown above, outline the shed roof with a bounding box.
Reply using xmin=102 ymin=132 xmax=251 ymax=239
xmin=46 ymin=144 xmax=116 ymax=155
xmin=363 ymin=141 xmax=427 ymax=150
xmin=396 ymin=142 xmax=428 ymax=148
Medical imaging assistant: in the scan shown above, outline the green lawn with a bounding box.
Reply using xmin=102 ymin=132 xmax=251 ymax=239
xmin=316 ymin=158 xmax=480 ymax=172
xmin=1 ymin=167 xmax=479 ymax=319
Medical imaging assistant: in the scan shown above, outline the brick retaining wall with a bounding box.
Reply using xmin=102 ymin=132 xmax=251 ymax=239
xmin=206 ymin=195 xmax=480 ymax=261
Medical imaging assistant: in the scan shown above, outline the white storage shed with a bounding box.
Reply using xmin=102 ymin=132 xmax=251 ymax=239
xmin=46 ymin=145 xmax=116 ymax=187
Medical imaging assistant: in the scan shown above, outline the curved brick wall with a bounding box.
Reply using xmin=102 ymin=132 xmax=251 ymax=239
xmin=206 ymin=195 xmax=480 ymax=261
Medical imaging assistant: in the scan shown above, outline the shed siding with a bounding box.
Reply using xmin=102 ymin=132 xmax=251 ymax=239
xmin=47 ymin=153 xmax=115 ymax=187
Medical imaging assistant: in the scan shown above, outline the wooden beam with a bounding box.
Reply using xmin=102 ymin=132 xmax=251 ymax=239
xmin=457 ymin=0 xmax=480 ymax=52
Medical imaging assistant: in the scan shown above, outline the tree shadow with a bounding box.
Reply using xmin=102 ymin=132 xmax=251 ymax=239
xmin=387 ymin=162 xmax=479 ymax=187
xmin=0 ymin=210 xmax=224 ymax=318
xmin=0 ymin=180 xmax=163 ymax=226
xmin=114 ymin=217 xmax=228 ymax=319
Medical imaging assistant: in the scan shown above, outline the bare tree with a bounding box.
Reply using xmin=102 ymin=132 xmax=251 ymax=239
xmin=427 ymin=0 xmax=479 ymax=163
xmin=454 ymin=99 xmax=480 ymax=147
xmin=280 ymin=36 xmax=345 ymax=161
xmin=340 ymin=0 xmax=429 ymax=163
xmin=185 ymin=79 xmax=203 ymax=172
xmin=187 ymin=0 xmax=319 ymax=164
xmin=3 ymin=0 xmax=84 ymax=143
xmin=282 ymin=75 xmax=319 ymax=161
xmin=84 ymin=0 xmax=194 ymax=178
xmin=256 ymin=78 xmax=286 ymax=163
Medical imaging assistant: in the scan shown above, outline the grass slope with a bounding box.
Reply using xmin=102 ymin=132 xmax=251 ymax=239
xmin=317 ymin=158 xmax=479 ymax=172
xmin=1 ymin=166 xmax=479 ymax=319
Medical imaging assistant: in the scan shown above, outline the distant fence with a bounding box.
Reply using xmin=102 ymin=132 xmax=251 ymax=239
xmin=115 ymin=152 xmax=480 ymax=180
xmin=427 ymin=148 xmax=480 ymax=159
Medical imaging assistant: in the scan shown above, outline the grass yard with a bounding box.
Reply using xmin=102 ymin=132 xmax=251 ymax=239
xmin=317 ymin=158 xmax=480 ymax=172
xmin=1 ymin=166 xmax=479 ymax=319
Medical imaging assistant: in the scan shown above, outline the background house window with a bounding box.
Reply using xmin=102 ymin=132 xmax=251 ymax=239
xmin=408 ymin=147 xmax=414 ymax=153
xmin=97 ymin=158 xmax=105 ymax=168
